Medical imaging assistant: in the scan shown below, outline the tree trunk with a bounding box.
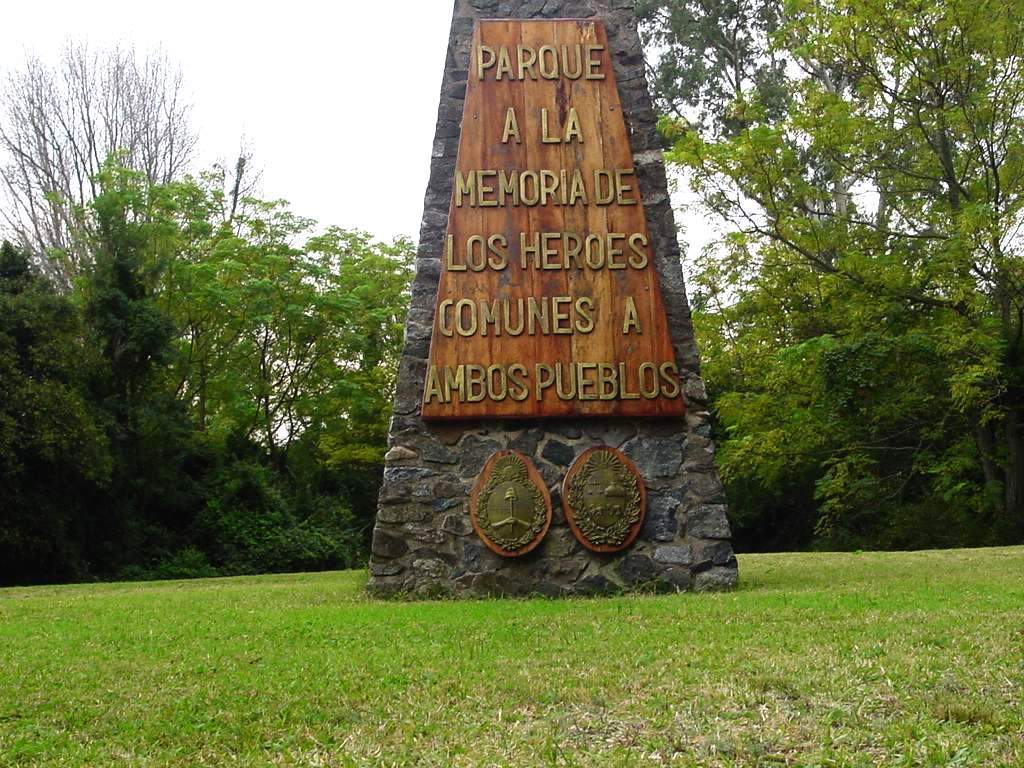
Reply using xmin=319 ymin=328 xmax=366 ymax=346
xmin=1002 ymin=406 xmax=1024 ymax=540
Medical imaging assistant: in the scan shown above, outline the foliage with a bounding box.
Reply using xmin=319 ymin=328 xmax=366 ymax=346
xmin=0 ymin=163 xmax=414 ymax=586
xmin=0 ymin=43 xmax=196 ymax=284
xmin=0 ymin=242 xmax=110 ymax=583
xmin=2 ymin=548 xmax=1023 ymax=765
xmin=644 ymin=0 xmax=1024 ymax=548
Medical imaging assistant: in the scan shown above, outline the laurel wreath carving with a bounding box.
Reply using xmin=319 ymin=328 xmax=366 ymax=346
xmin=475 ymin=455 xmax=547 ymax=552
xmin=568 ymin=450 xmax=642 ymax=547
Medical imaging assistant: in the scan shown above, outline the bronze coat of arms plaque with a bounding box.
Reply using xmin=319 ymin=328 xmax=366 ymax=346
xmin=562 ymin=446 xmax=646 ymax=552
xmin=470 ymin=451 xmax=552 ymax=556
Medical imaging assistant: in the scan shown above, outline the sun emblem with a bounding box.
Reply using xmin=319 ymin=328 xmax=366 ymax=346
xmin=471 ymin=452 xmax=551 ymax=556
xmin=563 ymin=447 xmax=645 ymax=551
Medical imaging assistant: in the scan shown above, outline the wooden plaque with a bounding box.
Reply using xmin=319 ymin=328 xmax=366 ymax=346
xmin=470 ymin=450 xmax=552 ymax=557
xmin=562 ymin=446 xmax=646 ymax=552
xmin=422 ymin=19 xmax=685 ymax=420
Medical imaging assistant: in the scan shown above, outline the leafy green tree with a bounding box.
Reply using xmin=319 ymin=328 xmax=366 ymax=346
xmin=0 ymin=242 xmax=110 ymax=583
xmin=651 ymin=0 xmax=1024 ymax=545
xmin=76 ymin=167 xmax=211 ymax=572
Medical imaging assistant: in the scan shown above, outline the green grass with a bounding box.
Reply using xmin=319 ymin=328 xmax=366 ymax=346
xmin=1 ymin=548 xmax=1022 ymax=767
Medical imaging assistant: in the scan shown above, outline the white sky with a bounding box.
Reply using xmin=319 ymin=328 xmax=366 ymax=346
xmin=0 ymin=0 xmax=713 ymax=253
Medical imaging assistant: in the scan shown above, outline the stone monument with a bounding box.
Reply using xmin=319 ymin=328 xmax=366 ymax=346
xmin=368 ymin=0 xmax=738 ymax=597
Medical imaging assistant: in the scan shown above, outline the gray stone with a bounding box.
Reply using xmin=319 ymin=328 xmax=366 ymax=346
xmin=552 ymin=423 xmax=582 ymax=439
xmin=510 ymin=428 xmax=543 ymax=455
xmin=653 ymin=545 xmax=692 ymax=566
xmin=441 ymin=513 xmax=474 ymax=536
xmin=642 ymin=492 xmax=681 ymax=542
xmin=384 ymin=446 xmax=417 ymax=461
xmin=433 ymin=478 xmax=465 ymax=498
xmin=376 ymin=504 xmax=433 ymax=524
xmin=691 ymin=540 xmax=737 ymax=571
xmin=585 ymin=421 xmax=638 ymax=447
xmin=432 ymin=496 xmax=463 ymax=513
xmin=458 ymin=436 xmax=502 ymax=477
xmin=622 ymin=435 xmax=683 ymax=478
xmin=382 ymin=466 xmax=435 ymax=485
xmin=694 ymin=566 xmax=739 ymax=592
xmin=660 ymin=567 xmax=692 ymax=591
xmin=572 ymin=574 xmax=617 ymax=595
xmin=419 ymin=441 xmax=457 ymax=464
xmin=412 ymin=558 xmax=451 ymax=580
xmin=617 ymin=553 xmax=657 ymax=586
xmin=686 ymin=472 xmax=727 ymax=502
xmin=371 ymin=530 xmax=408 ymax=559
xmin=370 ymin=561 xmax=404 ymax=577
xmin=541 ymin=439 xmax=575 ymax=467
xmin=461 ymin=539 xmax=503 ymax=574
xmin=686 ymin=504 xmax=732 ymax=539
xmin=540 ymin=526 xmax=581 ymax=558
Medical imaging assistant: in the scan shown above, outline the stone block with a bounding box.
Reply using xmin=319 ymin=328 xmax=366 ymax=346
xmin=371 ymin=530 xmax=408 ymax=559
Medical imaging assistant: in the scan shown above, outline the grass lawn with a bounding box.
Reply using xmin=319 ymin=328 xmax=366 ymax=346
xmin=1 ymin=548 xmax=1022 ymax=767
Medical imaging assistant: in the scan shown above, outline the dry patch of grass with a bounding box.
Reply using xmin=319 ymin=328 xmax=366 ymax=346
xmin=1 ymin=548 xmax=1023 ymax=766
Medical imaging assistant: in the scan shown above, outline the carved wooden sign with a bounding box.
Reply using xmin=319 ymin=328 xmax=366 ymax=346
xmin=422 ymin=19 xmax=685 ymax=420
xmin=470 ymin=451 xmax=552 ymax=556
xmin=562 ymin=446 xmax=646 ymax=552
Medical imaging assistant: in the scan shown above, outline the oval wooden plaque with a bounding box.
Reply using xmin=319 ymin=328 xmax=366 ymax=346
xmin=562 ymin=446 xmax=646 ymax=553
xmin=470 ymin=450 xmax=552 ymax=557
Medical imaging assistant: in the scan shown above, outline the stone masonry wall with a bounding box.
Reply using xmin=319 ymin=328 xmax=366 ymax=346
xmin=368 ymin=0 xmax=738 ymax=597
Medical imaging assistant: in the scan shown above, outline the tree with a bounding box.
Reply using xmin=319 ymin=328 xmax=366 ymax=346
xmin=0 ymin=241 xmax=110 ymax=583
xmin=648 ymin=0 xmax=1024 ymax=544
xmin=0 ymin=42 xmax=196 ymax=284
xmin=637 ymin=0 xmax=789 ymax=136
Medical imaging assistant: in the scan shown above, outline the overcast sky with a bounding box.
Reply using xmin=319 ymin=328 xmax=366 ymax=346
xmin=0 ymin=0 xmax=711 ymax=252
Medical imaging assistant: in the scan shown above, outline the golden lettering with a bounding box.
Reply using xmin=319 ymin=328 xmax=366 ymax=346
xmin=659 ymin=362 xmax=682 ymax=398
xmin=465 ymin=365 xmax=487 ymax=402
xmin=527 ymin=296 xmax=549 ymax=335
xmin=594 ymin=170 xmax=614 ymax=205
xmin=541 ymin=108 xmax=559 ymax=144
xmin=508 ymin=364 xmax=529 ymax=401
xmin=584 ymin=44 xmax=605 ymax=79
xmin=575 ymin=297 xmax=595 ymax=333
xmin=445 ymin=235 xmax=466 ymax=271
xmin=538 ymin=45 xmax=558 ymax=79
xmin=516 ymin=45 xmax=537 ymax=80
xmin=520 ymin=170 xmax=540 ymax=206
xmin=535 ymin=364 xmax=555 ymax=400
xmin=565 ymin=107 xmax=583 ymax=143
xmin=478 ymin=169 xmax=497 ymax=207
xmin=638 ymin=362 xmax=659 ymax=399
xmin=494 ymin=47 xmax=513 ymax=80
xmin=502 ymin=107 xmax=521 ymax=144
xmin=454 ymin=170 xmax=474 ymax=207
xmin=424 ymin=366 xmax=444 ymax=403
xmin=623 ymin=296 xmax=641 ymax=334
xmin=618 ymin=362 xmax=640 ymax=399
xmin=628 ymin=233 xmax=648 ymax=268
xmin=444 ymin=366 xmax=465 ymax=402
xmin=615 ymin=169 xmax=637 ymax=205
xmin=455 ymin=299 xmax=477 ymax=336
xmin=551 ymin=296 xmax=573 ymax=334
xmin=597 ymin=363 xmax=617 ymax=400
xmin=561 ymin=44 xmax=583 ymax=79
xmin=486 ymin=364 xmax=508 ymax=401
xmin=476 ymin=45 xmax=495 ymax=80
xmin=578 ymin=363 xmax=599 ymax=400
xmin=480 ymin=300 xmax=500 ymax=337
xmin=439 ymin=299 xmax=454 ymax=337
xmin=555 ymin=362 xmax=576 ymax=399
xmin=607 ymin=233 xmax=626 ymax=269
